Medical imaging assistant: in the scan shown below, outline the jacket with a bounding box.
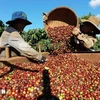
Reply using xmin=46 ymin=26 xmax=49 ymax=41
xmin=0 ymin=26 xmax=46 ymax=62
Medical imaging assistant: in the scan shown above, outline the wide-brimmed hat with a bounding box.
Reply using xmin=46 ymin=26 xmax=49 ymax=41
xmin=80 ymin=16 xmax=100 ymax=34
xmin=6 ymin=11 xmax=32 ymax=25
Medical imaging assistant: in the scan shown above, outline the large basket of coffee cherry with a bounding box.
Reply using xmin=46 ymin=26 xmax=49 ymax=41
xmin=43 ymin=6 xmax=78 ymax=54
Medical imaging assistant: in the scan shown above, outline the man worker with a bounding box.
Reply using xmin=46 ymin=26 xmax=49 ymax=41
xmin=0 ymin=11 xmax=48 ymax=63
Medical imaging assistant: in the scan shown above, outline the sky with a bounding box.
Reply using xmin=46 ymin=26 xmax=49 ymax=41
xmin=1 ymin=0 xmax=100 ymax=31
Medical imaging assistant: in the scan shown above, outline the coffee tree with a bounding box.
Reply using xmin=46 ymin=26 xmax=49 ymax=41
xmin=21 ymin=28 xmax=51 ymax=52
xmin=0 ymin=20 xmax=6 ymax=36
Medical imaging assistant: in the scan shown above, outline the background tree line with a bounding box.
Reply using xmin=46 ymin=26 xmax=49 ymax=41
xmin=0 ymin=13 xmax=100 ymax=51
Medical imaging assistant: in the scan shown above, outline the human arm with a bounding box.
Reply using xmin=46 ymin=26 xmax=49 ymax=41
xmin=72 ymin=27 xmax=97 ymax=48
xmin=8 ymin=31 xmax=47 ymax=63
xmin=77 ymin=33 xmax=97 ymax=48
xmin=72 ymin=27 xmax=80 ymax=36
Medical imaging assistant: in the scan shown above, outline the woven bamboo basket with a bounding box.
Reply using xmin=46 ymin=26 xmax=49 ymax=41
xmin=43 ymin=6 xmax=78 ymax=33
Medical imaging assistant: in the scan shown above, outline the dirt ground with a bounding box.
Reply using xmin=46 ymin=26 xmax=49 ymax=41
xmin=72 ymin=52 xmax=100 ymax=63
xmin=0 ymin=52 xmax=100 ymax=64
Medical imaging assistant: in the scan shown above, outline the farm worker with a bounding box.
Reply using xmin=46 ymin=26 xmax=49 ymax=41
xmin=72 ymin=16 xmax=100 ymax=51
xmin=0 ymin=11 xmax=47 ymax=63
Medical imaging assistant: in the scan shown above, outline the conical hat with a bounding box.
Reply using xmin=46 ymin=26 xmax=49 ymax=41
xmin=81 ymin=16 xmax=100 ymax=34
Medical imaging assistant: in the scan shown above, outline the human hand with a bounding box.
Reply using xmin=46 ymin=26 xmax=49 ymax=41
xmin=72 ymin=27 xmax=80 ymax=36
xmin=40 ymin=52 xmax=49 ymax=63
xmin=42 ymin=12 xmax=48 ymax=22
xmin=45 ymin=58 xmax=49 ymax=62
xmin=43 ymin=52 xmax=49 ymax=62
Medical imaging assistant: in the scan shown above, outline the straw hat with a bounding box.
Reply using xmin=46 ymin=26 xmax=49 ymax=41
xmin=80 ymin=16 xmax=100 ymax=34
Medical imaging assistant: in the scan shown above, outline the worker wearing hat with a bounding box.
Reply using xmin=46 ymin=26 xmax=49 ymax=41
xmin=72 ymin=16 xmax=100 ymax=51
xmin=0 ymin=11 xmax=47 ymax=63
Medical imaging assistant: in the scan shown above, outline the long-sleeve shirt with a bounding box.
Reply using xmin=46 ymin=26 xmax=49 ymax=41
xmin=77 ymin=33 xmax=97 ymax=48
xmin=0 ymin=26 xmax=46 ymax=62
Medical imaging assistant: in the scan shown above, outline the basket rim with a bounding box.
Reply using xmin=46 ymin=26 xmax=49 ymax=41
xmin=44 ymin=6 xmax=78 ymax=33
xmin=48 ymin=6 xmax=77 ymax=17
xmin=47 ymin=6 xmax=78 ymax=25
